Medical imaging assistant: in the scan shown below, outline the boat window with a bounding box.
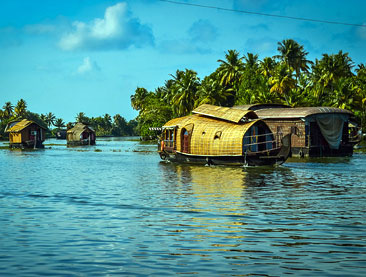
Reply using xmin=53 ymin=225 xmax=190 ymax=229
xmin=214 ymin=131 xmax=222 ymax=140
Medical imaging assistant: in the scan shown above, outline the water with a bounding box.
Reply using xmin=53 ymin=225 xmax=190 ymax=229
xmin=1 ymin=137 xmax=366 ymax=276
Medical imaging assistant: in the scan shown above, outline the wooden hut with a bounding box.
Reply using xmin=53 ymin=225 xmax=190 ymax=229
xmin=158 ymin=104 xmax=291 ymax=166
xmin=66 ymin=123 xmax=96 ymax=146
xmin=5 ymin=119 xmax=46 ymax=149
xmin=250 ymin=106 xmax=357 ymax=157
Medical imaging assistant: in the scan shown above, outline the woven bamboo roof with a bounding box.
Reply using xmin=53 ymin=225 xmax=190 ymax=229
xmin=163 ymin=113 xmax=260 ymax=156
xmin=192 ymin=104 xmax=258 ymax=123
xmin=6 ymin=119 xmax=45 ymax=133
xmin=255 ymin=107 xmax=354 ymax=119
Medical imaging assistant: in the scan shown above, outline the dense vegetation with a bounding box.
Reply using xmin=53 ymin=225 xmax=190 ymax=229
xmin=131 ymin=39 xmax=366 ymax=139
xmin=0 ymin=99 xmax=137 ymax=139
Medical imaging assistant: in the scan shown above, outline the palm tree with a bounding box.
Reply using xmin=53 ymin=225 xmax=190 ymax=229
xmin=54 ymin=118 xmax=65 ymax=129
xmin=331 ymin=77 xmax=354 ymax=110
xmin=14 ymin=99 xmax=27 ymax=118
xmin=131 ymin=87 xmax=150 ymax=111
xmin=103 ymin=113 xmax=112 ymax=130
xmin=269 ymin=63 xmax=296 ymax=106
xmin=311 ymin=51 xmax=354 ymax=105
xmin=171 ymin=69 xmax=200 ymax=116
xmin=243 ymin=52 xmax=259 ymax=72
xmin=276 ymin=39 xmax=312 ymax=81
xmin=259 ymin=57 xmax=276 ymax=78
xmin=76 ymin=112 xmax=89 ymax=124
xmin=217 ymin=49 xmax=244 ymax=87
xmin=2 ymin=102 xmax=14 ymax=119
xmin=195 ymin=76 xmax=230 ymax=107
xmin=216 ymin=50 xmax=244 ymax=106
xmin=44 ymin=112 xmax=56 ymax=128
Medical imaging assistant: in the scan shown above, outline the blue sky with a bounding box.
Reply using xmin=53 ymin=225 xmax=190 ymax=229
xmin=1 ymin=0 xmax=365 ymax=123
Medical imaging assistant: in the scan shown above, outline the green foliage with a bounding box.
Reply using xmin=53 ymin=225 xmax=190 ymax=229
xmin=0 ymin=99 xmax=136 ymax=139
xmin=130 ymin=39 xmax=366 ymax=134
xmin=72 ymin=113 xmax=138 ymax=137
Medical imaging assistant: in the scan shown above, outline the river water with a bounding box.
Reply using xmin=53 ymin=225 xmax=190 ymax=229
xmin=0 ymin=137 xmax=366 ymax=276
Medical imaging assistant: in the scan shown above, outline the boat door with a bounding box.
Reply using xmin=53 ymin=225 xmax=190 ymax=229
xmin=182 ymin=129 xmax=189 ymax=153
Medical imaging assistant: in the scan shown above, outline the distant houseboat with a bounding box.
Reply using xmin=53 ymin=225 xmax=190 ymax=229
xmin=5 ymin=119 xmax=46 ymax=149
xmin=56 ymin=129 xmax=67 ymax=139
xmin=158 ymin=104 xmax=291 ymax=166
xmin=238 ymin=104 xmax=359 ymax=157
xmin=66 ymin=123 xmax=96 ymax=146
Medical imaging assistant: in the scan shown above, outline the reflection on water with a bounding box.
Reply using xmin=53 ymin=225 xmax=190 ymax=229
xmin=1 ymin=138 xmax=366 ymax=276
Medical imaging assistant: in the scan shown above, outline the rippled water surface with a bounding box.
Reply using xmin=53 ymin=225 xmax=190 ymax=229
xmin=1 ymin=137 xmax=366 ymax=276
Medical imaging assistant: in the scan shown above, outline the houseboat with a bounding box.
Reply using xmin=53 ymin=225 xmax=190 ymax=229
xmin=238 ymin=105 xmax=359 ymax=157
xmin=158 ymin=104 xmax=291 ymax=166
xmin=66 ymin=123 xmax=96 ymax=146
xmin=5 ymin=119 xmax=46 ymax=149
xmin=56 ymin=129 xmax=67 ymax=139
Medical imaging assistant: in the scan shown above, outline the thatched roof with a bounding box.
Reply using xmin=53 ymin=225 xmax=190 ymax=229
xmin=67 ymin=123 xmax=94 ymax=137
xmin=192 ymin=104 xmax=257 ymax=123
xmin=163 ymin=114 xmax=260 ymax=156
xmin=255 ymin=107 xmax=354 ymax=119
xmin=5 ymin=119 xmax=45 ymax=133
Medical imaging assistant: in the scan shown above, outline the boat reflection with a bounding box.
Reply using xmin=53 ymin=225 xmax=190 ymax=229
xmin=158 ymin=163 xmax=292 ymax=237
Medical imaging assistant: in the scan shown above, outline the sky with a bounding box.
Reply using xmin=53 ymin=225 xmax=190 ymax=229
xmin=1 ymin=0 xmax=366 ymax=123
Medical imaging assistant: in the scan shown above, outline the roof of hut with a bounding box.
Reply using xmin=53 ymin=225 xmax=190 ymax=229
xmin=5 ymin=119 xmax=46 ymax=133
xmin=67 ymin=123 xmax=95 ymax=136
xmin=192 ymin=104 xmax=258 ymax=123
xmin=163 ymin=113 xmax=261 ymax=156
xmin=255 ymin=107 xmax=354 ymax=119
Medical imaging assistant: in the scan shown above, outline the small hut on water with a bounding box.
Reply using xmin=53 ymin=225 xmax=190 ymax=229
xmin=66 ymin=123 xmax=96 ymax=146
xmin=5 ymin=119 xmax=46 ymax=149
xmin=235 ymin=104 xmax=359 ymax=157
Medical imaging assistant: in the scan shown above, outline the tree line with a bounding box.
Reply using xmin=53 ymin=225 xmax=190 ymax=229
xmin=0 ymin=99 xmax=137 ymax=139
xmin=131 ymin=39 xmax=366 ymax=139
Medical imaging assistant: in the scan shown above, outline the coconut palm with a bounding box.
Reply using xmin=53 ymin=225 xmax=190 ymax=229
xmin=311 ymin=51 xmax=354 ymax=105
xmin=331 ymin=77 xmax=354 ymax=110
xmin=171 ymin=69 xmax=200 ymax=116
xmin=276 ymin=39 xmax=312 ymax=80
xmin=195 ymin=76 xmax=230 ymax=107
xmin=131 ymin=87 xmax=150 ymax=111
xmin=76 ymin=112 xmax=89 ymax=124
xmin=243 ymin=52 xmax=259 ymax=72
xmin=217 ymin=50 xmax=244 ymax=88
xmin=269 ymin=63 xmax=296 ymax=106
xmin=44 ymin=112 xmax=56 ymax=128
xmin=14 ymin=99 xmax=27 ymax=118
xmin=2 ymin=102 xmax=14 ymax=119
xmin=54 ymin=118 xmax=65 ymax=129
xmin=259 ymin=57 xmax=277 ymax=78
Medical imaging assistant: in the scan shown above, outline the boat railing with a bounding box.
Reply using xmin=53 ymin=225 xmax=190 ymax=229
xmin=349 ymin=133 xmax=362 ymax=144
xmin=243 ymin=133 xmax=281 ymax=153
xmin=162 ymin=139 xmax=175 ymax=150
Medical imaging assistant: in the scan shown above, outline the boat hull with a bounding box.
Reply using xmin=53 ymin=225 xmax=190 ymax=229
xmin=159 ymin=150 xmax=287 ymax=166
xmin=158 ymin=133 xmax=292 ymax=167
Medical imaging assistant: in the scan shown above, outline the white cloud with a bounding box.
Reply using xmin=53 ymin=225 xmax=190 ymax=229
xmin=76 ymin=57 xmax=100 ymax=74
xmin=59 ymin=2 xmax=154 ymax=51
